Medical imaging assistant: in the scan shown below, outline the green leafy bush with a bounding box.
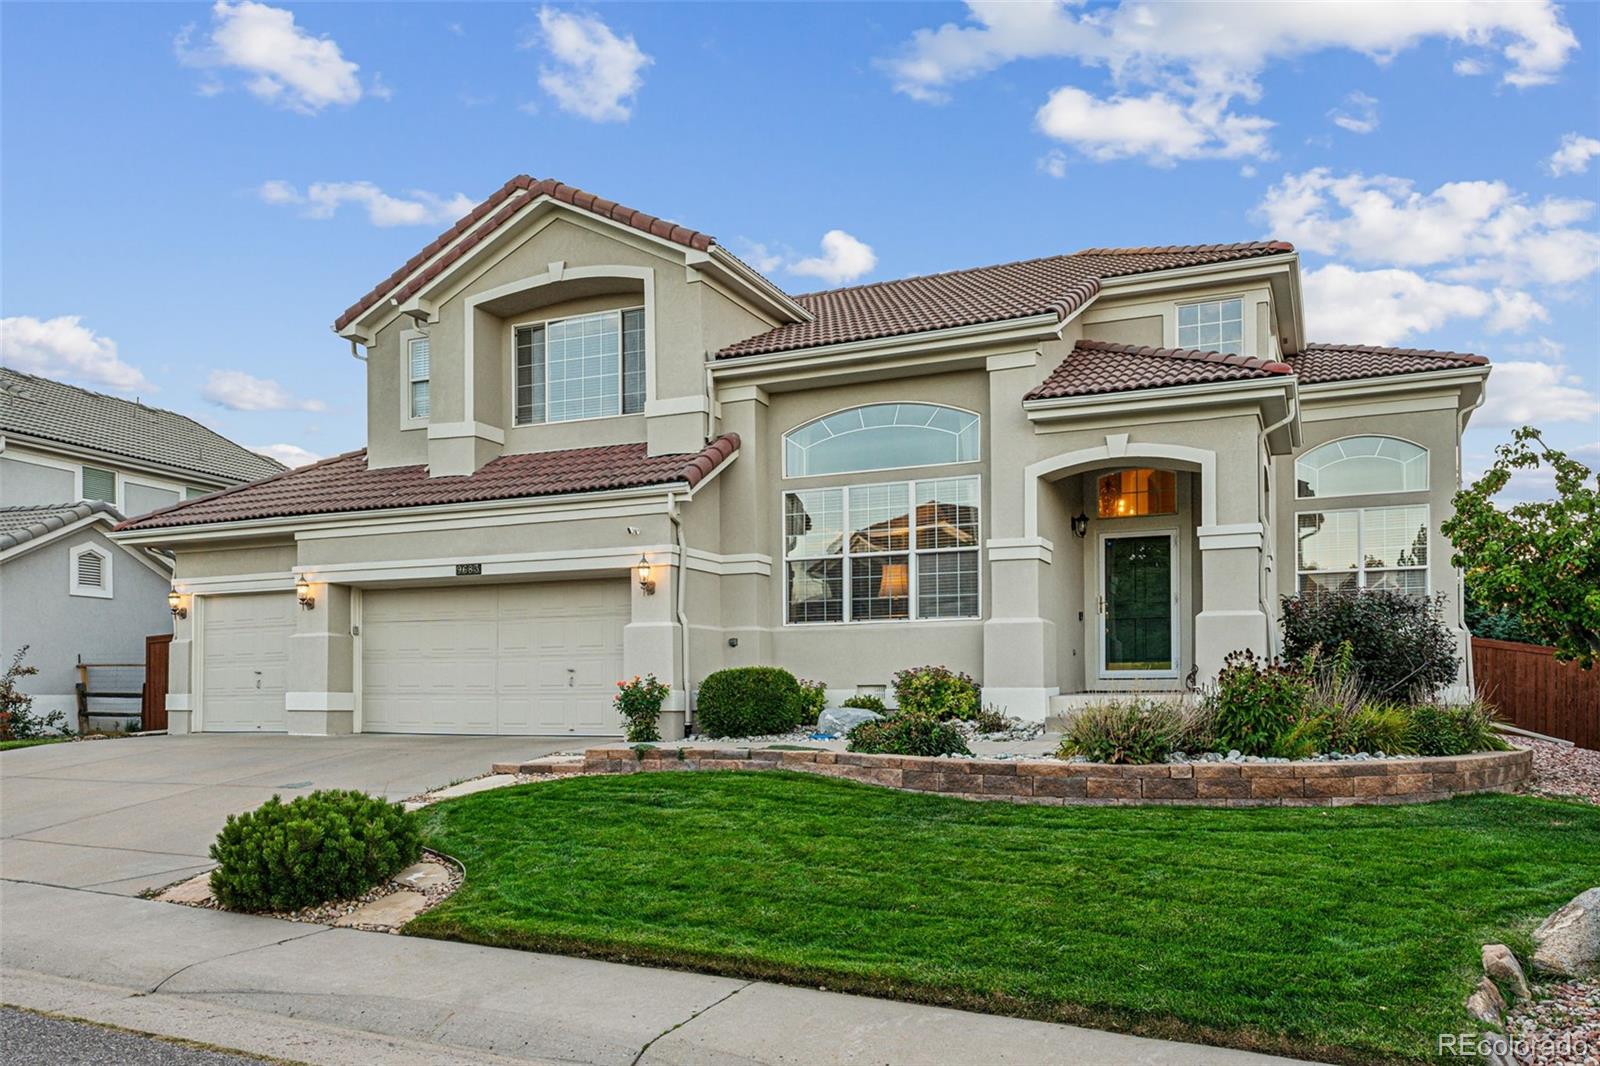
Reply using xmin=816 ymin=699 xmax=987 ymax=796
xmin=891 ymin=665 xmax=980 ymax=720
xmin=969 ymin=705 xmax=1011 ymax=733
xmin=841 ymin=694 xmax=887 ymax=714
xmin=1281 ymin=590 xmax=1459 ymax=700
xmin=847 ymin=713 xmax=971 ymax=757
xmin=1205 ymin=650 xmax=1311 ymax=757
xmin=1405 ymin=700 xmax=1509 ymax=756
xmin=209 ymin=790 xmax=421 ymax=912
xmin=694 ymin=667 xmax=803 ymax=738
xmin=0 ymin=646 xmax=69 ymax=741
xmin=794 ymin=679 xmax=828 ymax=726
xmin=1057 ymin=698 xmax=1198 ymax=764
xmin=614 ymin=674 xmax=670 ymax=742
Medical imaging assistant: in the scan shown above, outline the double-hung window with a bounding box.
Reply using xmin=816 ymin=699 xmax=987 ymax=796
xmin=406 ymin=335 xmax=431 ymax=420
xmin=1295 ymin=504 xmax=1429 ymax=597
xmin=514 ymin=308 xmax=645 ymax=424
xmin=80 ymin=465 xmax=116 ymax=503
xmin=784 ymin=476 xmax=980 ymax=624
xmin=1177 ymin=297 xmax=1243 ymax=355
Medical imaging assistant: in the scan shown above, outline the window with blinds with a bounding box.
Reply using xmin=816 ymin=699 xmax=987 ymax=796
xmin=81 ymin=466 xmax=116 ymax=503
xmin=514 ymin=307 xmax=645 ymax=424
xmin=407 ymin=335 xmax=431 ymax=420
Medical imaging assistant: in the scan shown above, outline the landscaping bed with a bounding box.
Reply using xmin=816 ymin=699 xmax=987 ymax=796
xmin=410 ymin=771 xmax=1600 ymax=1064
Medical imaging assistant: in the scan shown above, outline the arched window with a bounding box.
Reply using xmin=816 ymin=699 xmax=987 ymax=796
xmin=783 ymin=403 xmax=979 ymax=477
xmin=1295 ymin=436 xmax=1428 ymax=499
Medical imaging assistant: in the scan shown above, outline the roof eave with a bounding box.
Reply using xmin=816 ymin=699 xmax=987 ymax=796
xmin=0 ymin=429 xmax=277 ymax=487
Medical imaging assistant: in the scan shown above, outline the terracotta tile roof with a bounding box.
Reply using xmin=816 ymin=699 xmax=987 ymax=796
xmin=117 ymin=434 xmax=740 ymax=532
xmin=334 ymin=176 xmax=718 ymax=332
xmin=1289 ymin=343 xmax=1489 ymax=385
xmin=715 ymin=242 xmax=1295 ymax=359
xmin=1025 ymin=339 xmax=1293 ymax=402
xmin=0 ymin=368 xmax=286 ymax=484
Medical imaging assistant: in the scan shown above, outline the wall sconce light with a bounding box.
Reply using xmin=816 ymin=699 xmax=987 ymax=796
xmin=168 ymin=589 xmax=188 ymax=619
xmin=1071 ymin=512 xmax=1090 ymax=539
xmin=636 ymin=555 xmax=656 ymax=595
xmin=296 ymin=578 xmax=316 ymax=611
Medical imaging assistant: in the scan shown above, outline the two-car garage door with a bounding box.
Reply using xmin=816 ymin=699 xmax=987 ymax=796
xmin=360 ymin=581 xmax=629 ymax=735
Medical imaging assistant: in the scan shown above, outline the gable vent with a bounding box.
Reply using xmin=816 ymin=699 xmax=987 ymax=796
xmin=76 ymin=551 xmax=105 ymax=589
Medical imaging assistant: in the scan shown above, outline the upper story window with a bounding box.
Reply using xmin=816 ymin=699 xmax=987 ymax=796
xmin=783 ymin=403 xmax=980 ymax=478
xmin=407 ymin=335 xmax=431 ymax=420
xmin=1177 ymin=297 xmax=1243 ymax=355
xmin=1296 ymin=436 xmax=1428 ymax=499
xmin=515 ymin=308 xmax=645 ymax=425
xmin=1097 ymin=469 xmax=1177 ymax=518
xmin=81 ymin=465 xmax=116 ymax=503
xmin=69 ymin=544 xmax=113 ymax=599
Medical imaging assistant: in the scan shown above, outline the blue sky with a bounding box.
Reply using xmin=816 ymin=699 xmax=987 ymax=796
xmin=3 ymin=2 xmax=1596 ymax=498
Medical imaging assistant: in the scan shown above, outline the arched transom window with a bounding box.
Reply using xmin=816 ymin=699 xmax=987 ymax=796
xmin=1296 ymin=436 xmax=1428 ymax=499
xmin=784 ymin=403 xmax=979 ymax=478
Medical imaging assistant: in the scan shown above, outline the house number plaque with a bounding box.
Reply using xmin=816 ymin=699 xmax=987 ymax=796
xmin=455 ymin=563 xmax=483 ymax=576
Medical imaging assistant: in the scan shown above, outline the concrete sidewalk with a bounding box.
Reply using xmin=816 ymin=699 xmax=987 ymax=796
xmin=1 ymin=735 xmax=1316 ymax=1065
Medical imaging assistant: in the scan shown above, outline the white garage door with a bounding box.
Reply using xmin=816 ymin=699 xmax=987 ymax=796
xmin=360 ymin=581 xmax=629 ymax=735
xmin=200 ymin=593 xmax=294 ymax=732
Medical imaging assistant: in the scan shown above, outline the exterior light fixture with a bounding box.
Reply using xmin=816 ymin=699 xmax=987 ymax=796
xmin=636 ymin=555 xmax=656 ymax=595
xmin=168 ymin=589 xmax=188 ymax=619
xmin=296 ymin=578 xmax=316 ymax=611
xmin=1071 ymin=512 xmax=1090 ymax=539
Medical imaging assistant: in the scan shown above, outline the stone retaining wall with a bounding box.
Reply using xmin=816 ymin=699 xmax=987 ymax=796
xmin=501 ymin=745 xmax=1533 ymax=807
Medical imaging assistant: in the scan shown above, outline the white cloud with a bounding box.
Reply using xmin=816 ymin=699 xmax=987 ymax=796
xmin=1300 ymin=264 xmax=1495 ymax=345
xmin=0 ymin=315 xmax=153 ymax=394
xmin=788 ymin=230 xmax=878 ymax=286
xmin=1505 ymin=336 xmax=1566 ymax=360
xmin=251 ymin=443 xmax=321 ymax=469
xmin=1037 ymin=149 xmax=1069 ymax=179
xmin=1546 ymin=133 xmax=1600 ymax=177
xmin=1258 ymin=168 xmax=1600 ymax=287
xmin=1572 ymin=441 xmax=1600 ymax=456
xmin=528 ymin=7 xmax=650 ymax=122
xmin=1239 ymin=164 xmax=1258 ymax=179
xmin=257 ymin=180 xmax=477 ymax=227
xmin=1477 ymin=360 xmax=1600 ymax=427
xmin=1328 ymin=91 xmax=1379 ymax=134
xmin=885 ymin=2 xmax=1576 ymax=163
xmin=735 ymin=240 xmax=784 ymax=274
xmin=175 ymin=1 xmax=364 ymax=114
xmin=1035 ymin=87 xmax=1271 ymax=163
xmin=202 ymin=370 xmax=325 ymax=412
xmin=1453 ymin=58 xmax=1487 ymax=76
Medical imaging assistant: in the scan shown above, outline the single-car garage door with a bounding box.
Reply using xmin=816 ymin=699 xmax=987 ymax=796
xmin=200 ymin=592 xmax=294 ymax=731
xmin=360 ymin=581 xmax=629 ymax=735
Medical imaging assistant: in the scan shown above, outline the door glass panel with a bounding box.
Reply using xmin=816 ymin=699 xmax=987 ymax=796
xmin=1103 ymin=535 xmax=1173 ymax=672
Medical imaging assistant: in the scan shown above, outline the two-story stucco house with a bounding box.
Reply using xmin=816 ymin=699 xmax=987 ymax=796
xmin=1 ymin=368 xmax=286 ymax=723
xmin=113 ymin=176 xmax=1490 ymax=739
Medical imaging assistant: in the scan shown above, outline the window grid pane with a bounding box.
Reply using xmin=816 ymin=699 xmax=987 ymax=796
xmin=1296 ymin=436 xmax=1429 ymax=498
xmin=784 ymin=403 xmax=980 ymax=476
xmin=514 ymin=325 xmax=545 ymax=424
xmin=1176 ymin=298 xmax=1244 ymax=355
xmin=621 ymin=309 xmax=645 ymax=415
xmin=1295 ymin=506 xmax=1429 ymax=597
xmin=851 ymin=554 xmax=910 ymax=621
xmin=543 ymin=311 xmax=621 ymax=422
xmin=81 ymin=466 xmax=116 ymax=503
xmin=918 ymin=550 xmax=978 ymax=618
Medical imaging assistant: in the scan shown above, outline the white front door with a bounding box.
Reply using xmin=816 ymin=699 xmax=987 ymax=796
xmin=1097 ymin=531 xmax=1180 ymax=680
xmin=360 ymin=581 xmax=629 ymax=735
xmin=200 ymin=593 xmax=294 ymax=731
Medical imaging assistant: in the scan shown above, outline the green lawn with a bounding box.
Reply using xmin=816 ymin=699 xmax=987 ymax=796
xmin=0 ymin=737 xmax=70 ymax=751
xmin=411 ymin=771 xmax=1600 ymax=1064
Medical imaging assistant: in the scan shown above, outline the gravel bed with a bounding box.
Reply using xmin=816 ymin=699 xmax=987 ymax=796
xmin=1504 ymin=979 xmax=1600 ymax=1065
xmin=1520 ymin=739 xmax=1600 ymax=805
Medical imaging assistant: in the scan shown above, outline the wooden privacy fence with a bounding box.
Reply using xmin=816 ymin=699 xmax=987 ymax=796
xmin=1473 ymin=637 xmax=1600 ymax=750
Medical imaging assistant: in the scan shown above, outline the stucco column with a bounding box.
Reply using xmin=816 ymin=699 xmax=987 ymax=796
xmin=1194 ymin=442 xmax=1272 ymax=680
xmin=166 ymin=594 xmax=194 ymax=735
xmin=287 ymin=582 xmax=354 ymax=736
xmin=714 ymin=387 xmax=772 ymax=667
xmin=622 ymin=555 xmax=685 ymax=739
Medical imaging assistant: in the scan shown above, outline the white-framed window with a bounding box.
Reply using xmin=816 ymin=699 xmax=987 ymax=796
xmin=783 ymin=403 xmax=980 ymax=477
xmin=1295 ymin=504 xmax=1429 ymax=597
xmin=80 ymin=465 xmax=117 ymax=504
xmin=406 ymin=333 xmax=431 ymax=422
xmin=1296 ymin=436 xmax=1429 ymax=499
xmin=69 ymin=544 xmax=113 ymax=599
xmin=783 ymin=475 xmax=980 ymax=625
xmin=513 ymin=307 xmax=645 ymax=424
xmin=1177 ymin=297 xmax=1244 ymax=355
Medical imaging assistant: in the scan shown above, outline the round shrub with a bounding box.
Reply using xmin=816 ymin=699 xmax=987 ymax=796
xmin=1205 ymin=649 xmax=1311 ymax=757
xmin=694 ymin=666 xmax=803 ymax=738
xmin=794 ymin=679 xmax=828 ymax=727
xmin=847 ymin=713 xmax=971 ymax=757
xmin=841 ymin=694 xmax=887 ymax=714
xmin=891 ymin=665 xmax=980 ymax=720
xmin=208 ymin=789 xmax=422 ymax=912
xmin=1281 ymin=589 xmax=1459 ymax=700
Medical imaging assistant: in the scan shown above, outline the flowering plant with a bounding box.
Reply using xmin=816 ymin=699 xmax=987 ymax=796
xmin=614 ymin=674 xmax=671 ymax=742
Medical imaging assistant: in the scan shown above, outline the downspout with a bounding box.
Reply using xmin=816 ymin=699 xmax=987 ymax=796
xmin=1455 ymin=383 xmax=1489 ymax=695
xmin=668 ymin=491 xmax=692 ymax=733
xmin=348 ymin=339 xmax=367 ymax=363
xmin=1257 ymin=387 xmax=1298 ymax=657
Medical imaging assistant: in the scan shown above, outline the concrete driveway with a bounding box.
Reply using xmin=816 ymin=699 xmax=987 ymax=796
xmin=0 ymin=733 xmax=569 ymax=895
xmin=1 ymin=735 xmax=1310 ymax=1065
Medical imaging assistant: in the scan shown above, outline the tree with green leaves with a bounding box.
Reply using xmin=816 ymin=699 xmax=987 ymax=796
xmin=1442 ymin=427 xmax=1599 ymax=668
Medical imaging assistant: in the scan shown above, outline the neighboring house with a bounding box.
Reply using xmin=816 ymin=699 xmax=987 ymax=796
xmin=113 ymin=176 xmax=1490 ymax=739
xmin=1 ymin=369 xmax=285 ymax=723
